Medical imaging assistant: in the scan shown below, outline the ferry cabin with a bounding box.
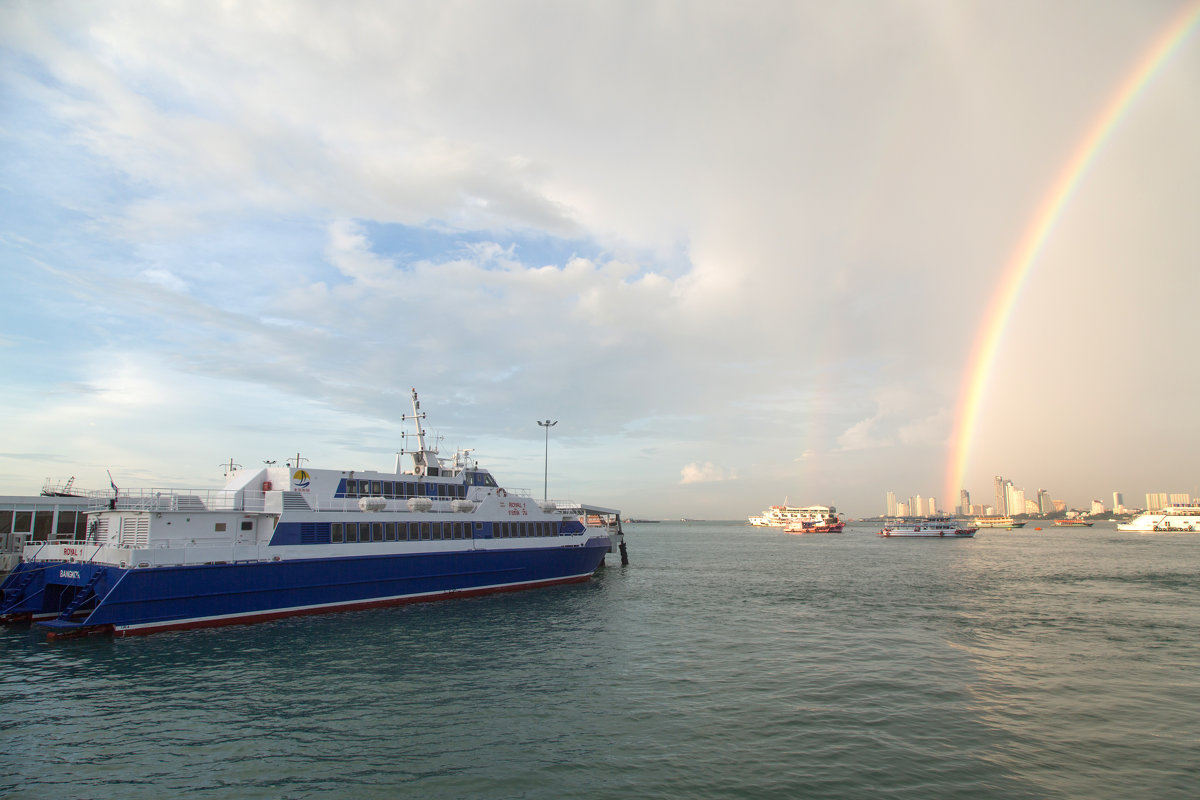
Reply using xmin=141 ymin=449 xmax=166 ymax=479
xmin=70 ymin=462 xmax=599 ymax=568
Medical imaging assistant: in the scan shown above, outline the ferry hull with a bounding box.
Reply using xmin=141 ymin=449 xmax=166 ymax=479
xmin=2 ymin=539 xmax=610 ymax=636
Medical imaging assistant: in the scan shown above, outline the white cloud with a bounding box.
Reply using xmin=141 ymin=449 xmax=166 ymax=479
xmin=680 ymin=462 xmax=736 ymax=485
xmin=138 ymin=268 xmax=188 ymax=293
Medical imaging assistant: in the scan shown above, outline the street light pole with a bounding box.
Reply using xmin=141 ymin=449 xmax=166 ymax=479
xmin=537 ymin=419 xmax=557 ymax=500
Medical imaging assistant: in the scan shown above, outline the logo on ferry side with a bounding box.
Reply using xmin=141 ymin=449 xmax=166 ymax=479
xmin=292 ymin=469 xmax=311 ymax=489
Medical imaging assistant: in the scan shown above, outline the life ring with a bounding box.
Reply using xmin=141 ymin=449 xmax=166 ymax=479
xmin=498 ymin=489 xmax=507 ymax=498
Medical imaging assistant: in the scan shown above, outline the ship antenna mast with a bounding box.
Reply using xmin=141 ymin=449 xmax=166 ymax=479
xmin=401 ymin=387 xmax=434 ymax=475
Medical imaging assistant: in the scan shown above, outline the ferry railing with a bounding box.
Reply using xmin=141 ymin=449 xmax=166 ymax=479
xmin=85 ymin=489 xmax=249 ymax=513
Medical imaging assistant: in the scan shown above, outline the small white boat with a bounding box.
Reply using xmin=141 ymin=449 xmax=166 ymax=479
xmin=1117 ymin=504 xmax=1200 ymax=532
xmin=783 ymin=519 xmax=844 ymax=534
xmin=973 ymin=515 xmax=1024 ymax=529
xmin=878 ymin=521 xmax=977 ymax=538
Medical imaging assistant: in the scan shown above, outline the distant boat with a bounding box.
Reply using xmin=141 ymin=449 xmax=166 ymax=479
xmin=973 ymin=515 xmax=1025 ymax=529
xmin=749 ymin=503 xmax=840 ymax=529
xmin=1117 ymin=504 xmax=1200 ymax=532
xmin=1053 ymin=518 xmax=1093 ymax=527
xmin=783 ymin=519 xmax=844 ymax=534
xmin=878 ymin=521 xmax=977 ymax=538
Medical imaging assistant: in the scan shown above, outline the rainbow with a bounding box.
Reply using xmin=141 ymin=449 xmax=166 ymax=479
xmin=945 ymin=1 xmax=1200 ymax=506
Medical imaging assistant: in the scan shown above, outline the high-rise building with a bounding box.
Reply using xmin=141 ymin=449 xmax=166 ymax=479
xmin=1038 ymin=489 xmax=1054 ymax=514
xmin=1147 ymin=493 xmax=1169 ymax=511
xmin=886 ymin=491 xmax=898 ymax=517
xmin=994 ymin=476 xmax=1007 ymax=516
xmin=1091 ymin=499 xmax=1106 ymax=515
xmin=1112 ymin=492 xmax=1124 ymax=513
xmin=959 ymin=489 xmax=970 ymax=516
xmin=929 ymin=497 xmax=938 ymax=516
xmin=1169 ymin=493 xmax=1192 ymax=506
xmin=1006 ymin=484 xmax=1024 ymax=517
xmin=913 ymin=495 xmax=924 ymax=517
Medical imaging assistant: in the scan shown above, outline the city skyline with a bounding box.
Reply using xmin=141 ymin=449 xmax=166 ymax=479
xmin=884 ymin=477 xmax=1194 ymax=519
xmin=2 ymin=3 xmax=1198 ymax=520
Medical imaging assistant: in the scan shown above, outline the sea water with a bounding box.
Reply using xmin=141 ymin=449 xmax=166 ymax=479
xmin=1 ymin=521 xmax=1197 ymax=799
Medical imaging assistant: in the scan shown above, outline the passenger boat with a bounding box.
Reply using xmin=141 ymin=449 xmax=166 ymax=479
xmin=972 ymin=515 xmax=1025 ymax=529
xmin=1053 ymin=518 xmax=1093 ymax=527
xmin=782 ymin=518 xmax=844 ymax=533
xmin=0 ymin=390 xmax=623 ymax=638
xmin=749 ymin=503 xmax=840 ymax=528
xmin=878 ymin=521 xmax=977 ymax=538
xmin=1116 ymin=504 xmax=1200 ymax=532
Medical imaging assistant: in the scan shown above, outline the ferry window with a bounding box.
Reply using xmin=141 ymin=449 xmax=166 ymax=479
xmin=420 ymin=523 xmax=431 ymax=540
xmin=345 ymin=480 xmax=358 ymax=497
xmin=431 ymin=523 xmax=442 ymax=541
xmin=440 ymin=485 xmax=450 ymax=498
xmin=56 ymin=511 xmax=79 ymax=536
xmin=31 ymin=512 xmax=52 ymax=542
xmin=0 ymin=512 xmax=10 ymax=534
xmin=464 ymin=523 xmax=473 ymax=539
xmin=385 ymin=522 xmax=396 ymax=541
xmin=344 ymin=523 xmax=357 ymax=543
xmin=372 ymin=522 xmax=384 ymax=542
xmin=401 ymin=482 xmax=412 ymax=498
xmin=13 ymin=511 xmax=32 ymax=533
xmin=241 ymin=521 xmax=254 ymax=531
xmin=371 ymin=481 xmax=382 ymax=495
xmin=332 ymin=523 xmax=343 ymax=543
xmin=382 ymin=481 xmax=392 ymax=497
xmin=215 ymin=522 xmax=227 ymax=532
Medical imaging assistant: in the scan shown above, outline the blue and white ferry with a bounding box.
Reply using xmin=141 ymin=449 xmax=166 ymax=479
xmin=0 ymin=390 xmax=623 ymax=638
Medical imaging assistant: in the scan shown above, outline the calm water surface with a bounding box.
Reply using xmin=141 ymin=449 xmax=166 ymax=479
xmin=2 ymin=522 xmax=1197 ymax=799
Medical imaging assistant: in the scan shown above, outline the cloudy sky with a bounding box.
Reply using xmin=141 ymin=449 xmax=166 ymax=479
xmin=2 ymin=1 xmax=1197 ymax=518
